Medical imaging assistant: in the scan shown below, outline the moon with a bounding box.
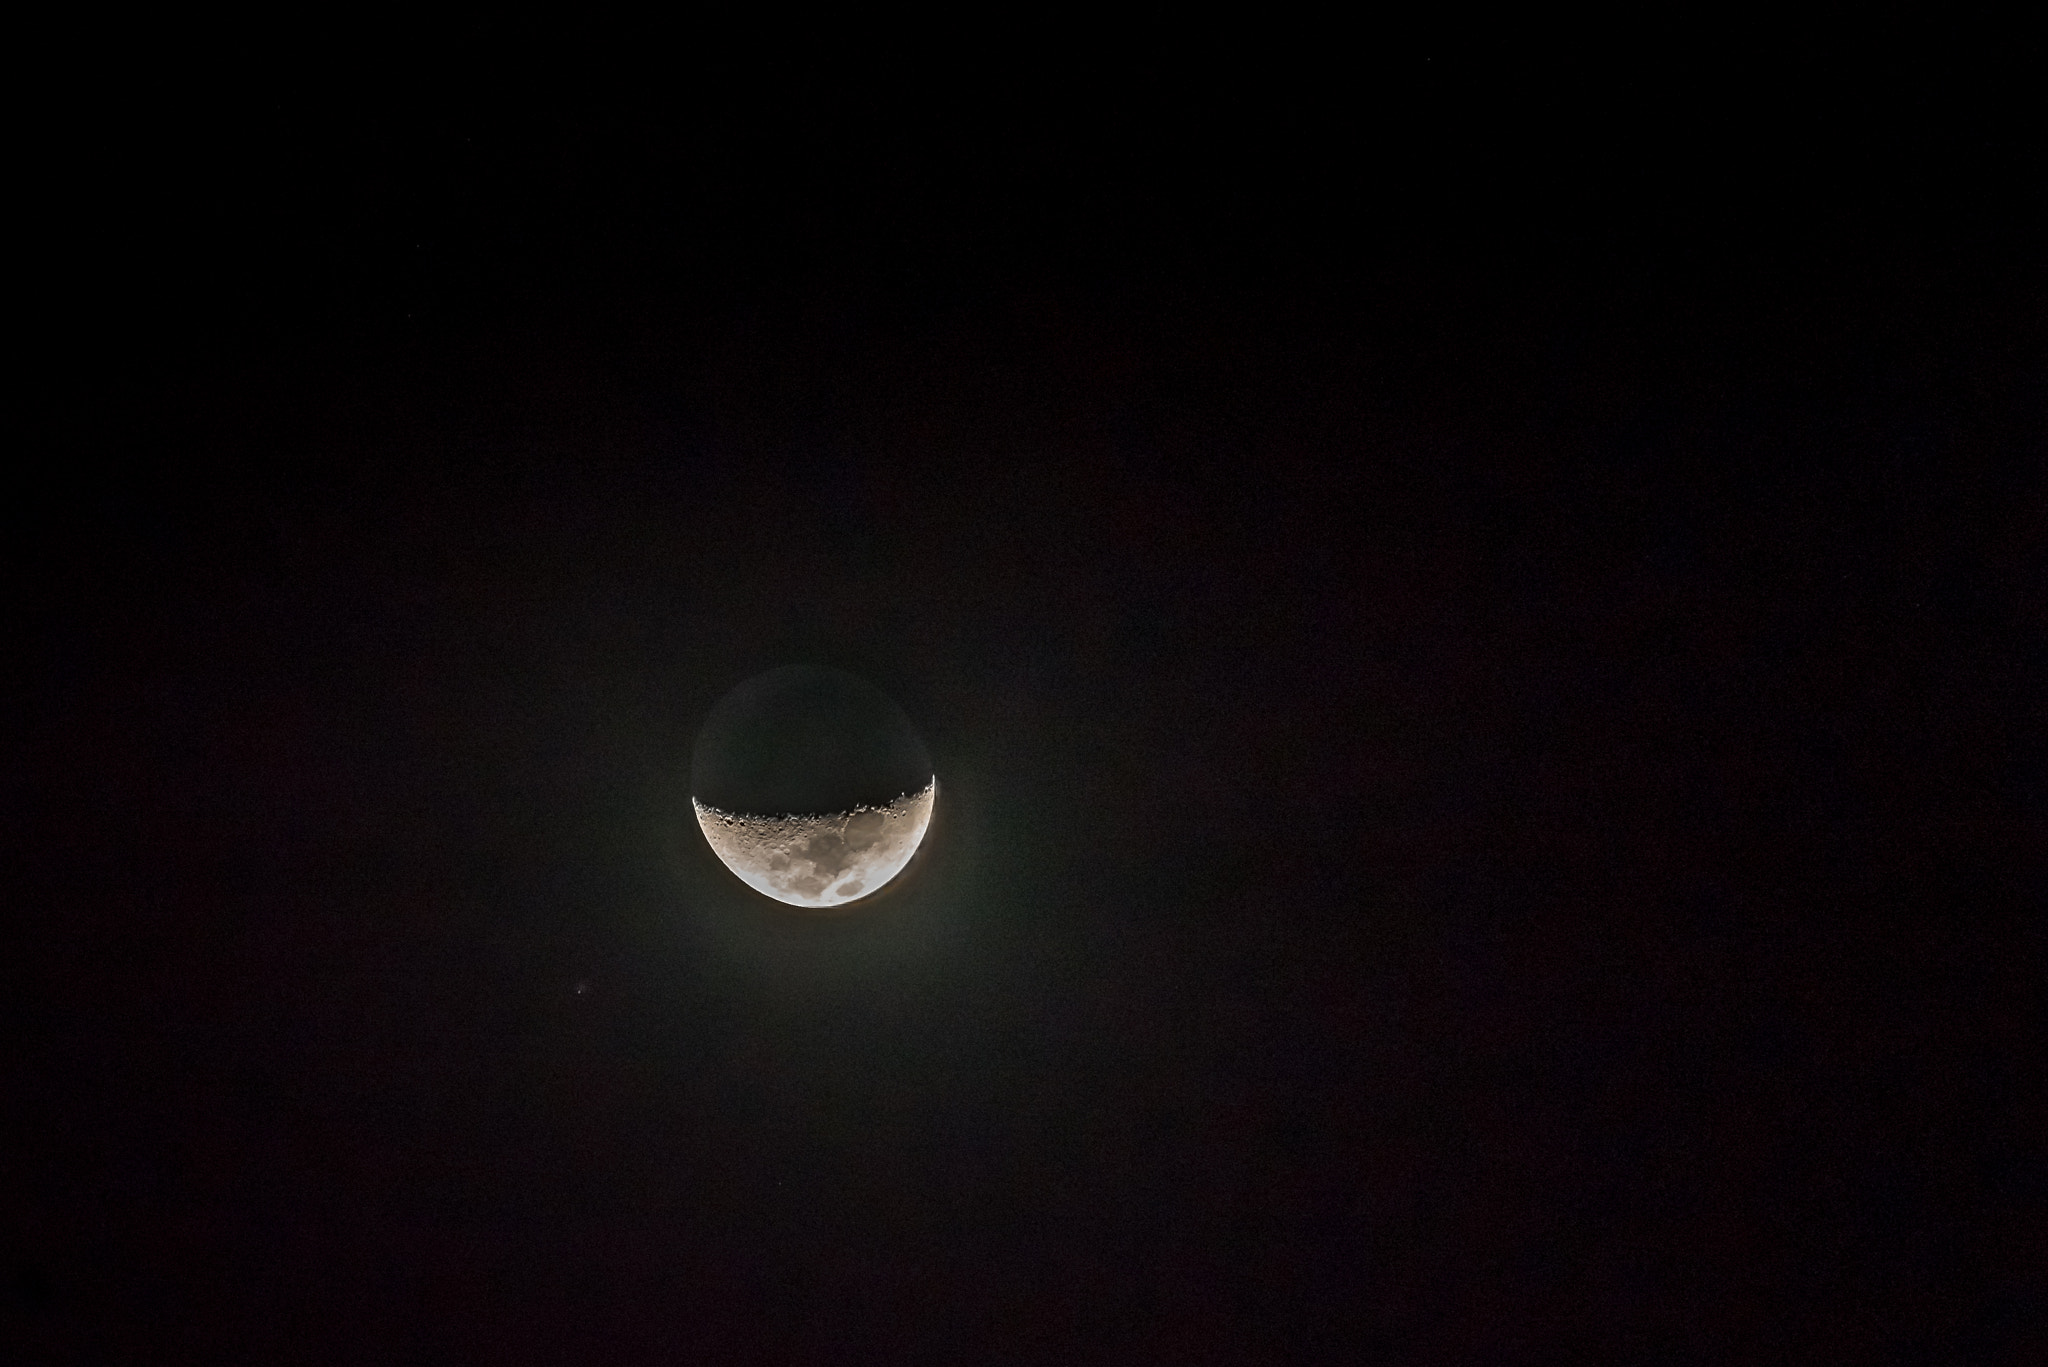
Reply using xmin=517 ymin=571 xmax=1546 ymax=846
xmin=694 ymin=780 xmax=936 ymax=909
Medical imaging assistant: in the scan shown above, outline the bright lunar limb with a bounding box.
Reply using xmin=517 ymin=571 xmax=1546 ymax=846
xmin=694 ymin=780 xmax=936 ymax=909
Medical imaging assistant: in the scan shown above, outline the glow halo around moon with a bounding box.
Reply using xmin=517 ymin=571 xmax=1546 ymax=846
xmin=694 ymin=779 xmax=936 ymax=909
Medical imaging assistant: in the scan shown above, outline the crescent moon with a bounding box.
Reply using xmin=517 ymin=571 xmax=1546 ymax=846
xmin=694 ymin=780 xmax=936 ymax=909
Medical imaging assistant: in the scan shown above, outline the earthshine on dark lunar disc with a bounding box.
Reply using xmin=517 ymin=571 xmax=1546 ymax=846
xmin=691 ymin=666 xmax=935 ymax=909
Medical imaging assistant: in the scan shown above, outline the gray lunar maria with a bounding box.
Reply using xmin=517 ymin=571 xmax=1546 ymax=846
xmin=690 ymin=666 xmax=936 ymax=909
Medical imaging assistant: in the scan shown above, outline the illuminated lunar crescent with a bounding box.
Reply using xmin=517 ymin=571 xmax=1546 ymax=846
xmin=694 ymin=780 xmax=935 ymax=909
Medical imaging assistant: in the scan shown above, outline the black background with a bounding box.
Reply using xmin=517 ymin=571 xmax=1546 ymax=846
xmin=7 ymin=18 xmax=2045 ymax=1364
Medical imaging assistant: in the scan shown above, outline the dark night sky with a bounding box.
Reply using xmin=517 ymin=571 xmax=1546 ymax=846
xmin=7 ymin=22 xmax=2045 ymax=1364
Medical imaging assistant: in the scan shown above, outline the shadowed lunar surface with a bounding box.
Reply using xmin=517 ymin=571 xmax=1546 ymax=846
xmin=694 ymin=780 xmax=936 ymax=908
